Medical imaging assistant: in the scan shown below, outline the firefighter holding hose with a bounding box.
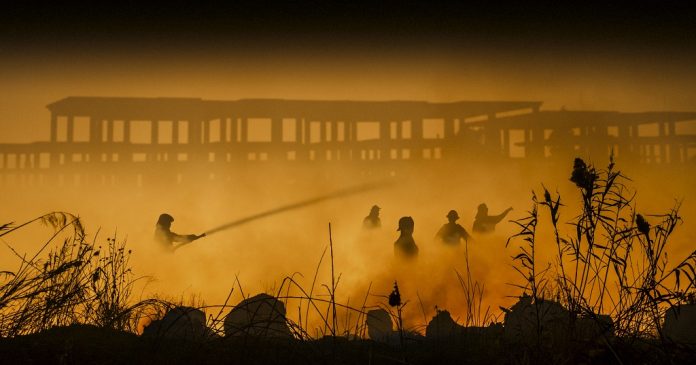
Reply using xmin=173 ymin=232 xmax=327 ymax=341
xmin=154 ymin=213 xmax=205 ymax=252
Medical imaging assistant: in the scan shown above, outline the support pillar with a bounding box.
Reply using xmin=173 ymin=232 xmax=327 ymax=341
xmin=410 ymin=118 xmax=423 ymax=160
xmin=668 ymin=121 xmax=679 ymax=163
xmin=240 ymin=118 xmax=247 ymax=142
xmin=295 ymin=118 xmax=305 ymax=161
xmin=189 ymin=118 xmax=201 ymax=144
xmin=271 ymin=118 xmax=283 ymax=160
xmin=502 ymin=129 xmax=510 ymax=158
xmin=333 ymin=121 xmax=342 ymax=160
xmin=124 ymin=120 xmax=131 ymax=143
xmin=379 ymin=120 xmax=390 ymax=160
xmin=530 ymin=126 xmax=544 ymax=158
xmin=271 ymin=118 xmax=283 ymax=142
xmin=221 ymin=117 xmax=228 ymax=143
xmin=412 ymin=118 xmax=423 ymax=140
xmin=379 ymin=120 xmax=389 ymax=141
xmin=304 ymin=119 xmax=311 ymax=144
xmin=90 ymin=116 xmax=102 ymax=143
xmin=318 ymin=121 xmax=325 ymax=142
xmin=230 ymin=117 xmax=238 ymax=143
xmin=67 ymin=115 xmax=74 ymax=143
xmin=104 ymin=120 xmax=112 ymax=142
xmin=444 ymin=118 xmax=455 ymax=139
xmin=617 ymin=124 xmax=629 ymax=159
xmin=630 ymin=123 xmax=638 ymax=155
xmin=296 ymin=118 xmax=303 ymax=144
xmin=172 ymin=120 xmax=179 ymax=144
xmin=50 ymin=113 xmax=58 ymax=142
xmin=317 ymin=121 xmax=326 ymax=160
xmin=202 ymin=120 xmax=209 ymax=144
xmin=151 ymin=120 xmax=159 ymax=144
xmin=483 ymin=114 xmax=500 ymax=154
xmin=659 ymin=121 xmax=667 ymax=163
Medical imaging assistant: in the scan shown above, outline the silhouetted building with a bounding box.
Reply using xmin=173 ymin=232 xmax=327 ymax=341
xmin=394 ymin=216 xmax=419 ymax=259
xmin=1 ymin=97 xmax=695 ymax=188
xmin=472 ymin=204 xmax=512 ymax=234
xmin=363 ymin=205 xmax=381 ymax=229
xmin=435 ymin=210 xmax=471 ymax=245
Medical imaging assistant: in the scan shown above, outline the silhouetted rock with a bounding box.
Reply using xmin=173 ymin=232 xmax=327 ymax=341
xmin=664 ymin=304 xmax=696 ymax=345
xmin=364 ymin=308 xmax=423 ymax=345
xmin=142 ymin=306 xmax=212 ymax=339
xmin=503 ymin=295 xmax=567 ymax=345
xmin=224 ymin=293 xmax=292 ymax=338
xmin=425 ymin=309 xmax=503 ymax=341
xmin=503 ymin=294 xmax=613 ymax=346
xmin=366 ymin=309 xmax=392 ymax=342
xmin=575 ymin=314 xmax=614 ymax=341
xmin=426 ymin=309 xmax=464 ymax=339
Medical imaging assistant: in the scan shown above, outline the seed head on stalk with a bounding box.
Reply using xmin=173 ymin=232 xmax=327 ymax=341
xmin=389 ymin=281 xmax=401 ymax=307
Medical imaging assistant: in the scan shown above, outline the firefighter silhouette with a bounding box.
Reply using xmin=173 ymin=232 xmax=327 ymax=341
xmin=154 ymin=213 xmax=205 ymax=251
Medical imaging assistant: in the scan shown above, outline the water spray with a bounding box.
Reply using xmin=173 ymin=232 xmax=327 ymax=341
xmin=173 ymin=180 xmax=391 ymax=251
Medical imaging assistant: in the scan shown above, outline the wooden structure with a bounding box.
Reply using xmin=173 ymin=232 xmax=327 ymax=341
xmin=0 ymin=97 xmax=694 ymax=186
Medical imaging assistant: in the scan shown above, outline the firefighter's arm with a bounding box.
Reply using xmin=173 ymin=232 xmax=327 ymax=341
xmin=491 ymin=207 xmax=513 ymax=223
xmin=171 ymin=232 xmax=199 ymax=243
xmin=459 ymin=225 xmax=473 ymax=242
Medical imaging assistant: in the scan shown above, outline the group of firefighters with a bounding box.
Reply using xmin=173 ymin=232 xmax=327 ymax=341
xmin=362 ymin=204 xmax=513 ymax=259
xmin=154 ymin=204 xmax=512 ymax=257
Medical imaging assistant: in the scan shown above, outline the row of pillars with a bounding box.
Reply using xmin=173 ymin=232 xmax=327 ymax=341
xmin=601 ymin=121 xmax=681 ymax=162
xmin=49 ymin=114 xmax=444 ymax=145
xmin=0 ymin=152 xmax=42 ymax=170
xmin=491 ymin=120 xmax=686 ymax=163
xmin=46 ymin=114 xmax=688 ymax=161
xmin=188 ymin=117 xmax=436 ymax=144
xmin=50 ymin=114 xmax=199 ymax=144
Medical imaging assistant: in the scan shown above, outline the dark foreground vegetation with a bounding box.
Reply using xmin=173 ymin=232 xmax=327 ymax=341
xmin=2 ymin=323 xmax=695 ymax=365
xmin=1 ymin=157 xmax=696 ymax=364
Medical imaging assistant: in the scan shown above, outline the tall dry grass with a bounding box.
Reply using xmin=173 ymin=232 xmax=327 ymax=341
xmin=506 ymin=156 xmax=696 ymax=341
xmin=0 ymin=212 xmax=163 ymax=336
